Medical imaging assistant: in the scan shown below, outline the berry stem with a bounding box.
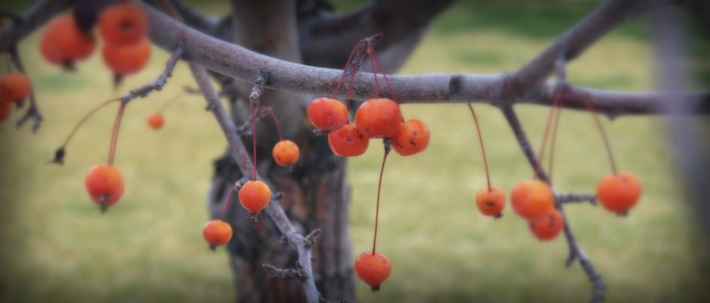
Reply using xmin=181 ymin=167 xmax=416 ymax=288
xmin=332 ymin=40 xmax=363 ymax=101
xmin=108 ymin=101 xmax=127 ymax=166
xmin=538 ymin=87 xmax=565 ymax=180
xmin=158 ymin=91 xmax=185 ymax=113
xmin=466 ymin=103 xmax=492 ymax=191
xmin=569 ymin=89 xmax=618 ymax=174
xmin=59 ymin=98 xmax=121 ymax=148
xmin=250 ymin=95 xmax=257 ymax=180
xmin=261 ymin=107 xmax=283 ymax=141
xmin=372 ymin=139 xmax=391 ymax=255
xmin=368 ymin=48 xmax=380 ymax=98
xmin=219 ymin=184 xmax=237 ymax=220
xmin=368 ymin=46 xmax=399 ymax=104
xmin=548 ymin=101 xmax=563 ymax=181
xmin=345 ymin=48 xmax=365 ymax=112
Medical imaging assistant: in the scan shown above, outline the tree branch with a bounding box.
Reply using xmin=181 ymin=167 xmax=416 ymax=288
xmin=140 ymin=4 xmax=708 ymax=116
xmin=501 ymin=105 xmax=606 ymax=303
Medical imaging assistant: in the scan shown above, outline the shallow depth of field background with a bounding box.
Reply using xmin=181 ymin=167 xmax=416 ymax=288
xmin=1 ymin=0 xmax=709 ymax=302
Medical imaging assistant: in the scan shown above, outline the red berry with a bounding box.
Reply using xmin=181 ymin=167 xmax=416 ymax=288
xmin=147 ymin=112 xmax=164 ymax=129
xmin=475 ymin=186 xmax=506 ymax=218
xmin=528 ymin=208 xmax=564 ymax=241
xmin=354 ymin=251 xmax=392 ymax=291
xmin=307 ymin=97 xmax=348 ymax=131
xmin=98 ymin=1 xmax=148 ymax=47
xmin=238 ymin=180 xmax=271 ymax=215
xmin=596 ymin=172 xmax=641 ymax=215
xmin=272 ymin=139 xmax=300 ymax=167
xmin=85 ymin=164 xmax=125 ymax=212
xmin=40 ymin=14 xmax=96 ymax=67
xmin=510 ymin=180 xmax=555 ymax=220
xmin=355 ymin=98 xmax=402 ymax=139
xmin=0 ymin=101 xmax=11 ymax=124
xmin=390 ymin=118 xmax=430 ymax=156
xmin=327 ymin=123 xmax=369 ymax=157
xmin=202 ymin=219 xmax=233 ymax=251
xmin=0 ymin=72 xmax=32 ymax=105
xmin=102 ymin=37 xmax=151 ymax=76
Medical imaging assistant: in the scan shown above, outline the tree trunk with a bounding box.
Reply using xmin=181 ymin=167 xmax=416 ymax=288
xmin=207 ymin=0 xmax=354 ymax=302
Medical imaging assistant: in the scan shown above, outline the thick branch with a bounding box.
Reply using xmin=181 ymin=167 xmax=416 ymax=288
xmin=507 ymin=0 xmax=648 ymax=96
xmin=140 ymin=4 xmax=708 ymax=116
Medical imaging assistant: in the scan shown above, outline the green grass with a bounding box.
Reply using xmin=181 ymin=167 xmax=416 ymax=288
xmin=1 ymin=2 xmax=709 ymax=303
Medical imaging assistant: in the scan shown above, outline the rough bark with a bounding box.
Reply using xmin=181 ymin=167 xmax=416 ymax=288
xmin=207 ymin=0 xmax=355 ymax=302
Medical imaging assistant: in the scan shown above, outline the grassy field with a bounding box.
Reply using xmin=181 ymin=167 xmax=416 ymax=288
xmin=1 ymin=1 xmax=709 ymax=303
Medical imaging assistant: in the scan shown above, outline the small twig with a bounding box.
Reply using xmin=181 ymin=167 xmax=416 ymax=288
xmin=501 ymin=105 xmax=606 ymax=303
xmin=304 ymin=229 xmax=322 ymax=248
xmin=557 ymin=193 xmax=597 ymax=205
xmin=120 ymin=46 xmax=184 ymax=104
xmin=262 ymin=263 xmax=306 ymax=280
xmin=8 ymin=46 xmax=42 ymax=133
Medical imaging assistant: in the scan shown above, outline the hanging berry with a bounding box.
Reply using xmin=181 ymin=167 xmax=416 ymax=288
xmin=238 ymin=180 xmax=272 ymax=215
xmin=327 ymin=123 xmax=369 ymax=157
xmin=147 ymin=112 xmax=164 ymax=130
xmin=39 ymin=14 xmax=96 ymax=69
xmin=272 ymin=139 xmax=300 ymax=167
xmin=596 ymin=172 xmax=641 ymax=215
xmin=202 ymin=219 xmax=233 ymax=251
xmin=85 ymin=164 xmax=125 ymax=212
xmin=355 ymin=98 xmax=402 ymax=139
xmin=528 ymin=208 xmax=564 ymax=241
xmin=390 ymin=118 xmax=430 ymax=156
xmin=307 ymin=97 xmax=349 ymax=131
xmin=475 ymin=186 xmax=506 ymax=218
xmin=510 ymin=180 xmax=555 ymax=220
xmin=98 ymin=1 xmax=148 ymax=47
xmin=354 ymin=251 xmax=392 ymax=291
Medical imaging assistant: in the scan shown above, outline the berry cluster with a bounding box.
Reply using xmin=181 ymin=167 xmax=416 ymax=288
xmin=201 ymin=93 xmax=300 ymax=251
xmin=307 ymin=36 xmax=430 ymax=291
xmin=40 ymin=1 xmax=150 ymax=85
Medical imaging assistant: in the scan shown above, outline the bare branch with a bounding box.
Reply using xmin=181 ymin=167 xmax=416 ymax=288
xmin=501 ymin=105 xmax=606 ymax=303
xmin=120 ymin=46 xmax=184 ymax=104
xmin=9 ymin=46 xmax=42 ymax=133
xmin=141 ymin=4 xmax=708 ymax=116
xmin=262 ymin=263 xmax=306 ymax=280
xmin=558 ymin=193 xmax=597 ymax=205
xmin=507 ymin=0 xmax=648 ymax=95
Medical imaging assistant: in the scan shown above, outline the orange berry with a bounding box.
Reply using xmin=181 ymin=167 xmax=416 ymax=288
xmin=390 ymin=118 xmax=430 ymax=156
xmin=596 ymin=172 xmax=641 ymax=215
xmin=0 ymin=72 xmax=32 ymax=104
xmin=510 ymin=180 xmax=555 ymax=220
xmin=102 ymin=37 xmax=151 ymax=76
xmin=147 ymin=112 xmax=164 ymax=129
xmin=202 ymin=219 xmax=233 ymax=251
xmin=40 ymin=14 xmax=96 ymax=67
xmin=355 ymin=98 xmax=402 ymax=138
xmin=307 ymin=97 xmax=348 ymax=131
xmin=528 ymin=208 xmax=564 ymax=241
xmin=98 ymin=1 xmax=148 ymax=47
xmin=272 ymin=139 xmax=300 ymax=167
xmin=475 ymin=186 xmax=506 ymax=218
xmin=354 ymin=251 xmax=392 ymax=291
xmin=327 ymin=123 xmax=369 ymax=157
xmin=85 ymin=164 xmax=125 ymax=212
xmin=0 ymin=101 xmax=12 ymax=124
xmin=238 ymin=180 xmax=271 ymax=215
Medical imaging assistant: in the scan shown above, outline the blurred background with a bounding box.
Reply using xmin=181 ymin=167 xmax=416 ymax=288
xmin=1 ymin=0 xmax=709 ymax=302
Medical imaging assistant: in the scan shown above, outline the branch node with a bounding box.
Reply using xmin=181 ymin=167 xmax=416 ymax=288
xmin=304 ymin=229 xmax=322 ymax=248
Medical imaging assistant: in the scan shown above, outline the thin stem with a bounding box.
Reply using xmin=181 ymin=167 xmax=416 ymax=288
xmin=219 ymin=184 xmax=237 ymax=220
xmin=262 ymin=107 xmax=283 ymax=141
xmin=537 ymin=90 xmax=563 ymax=165
xmin=108 ymin=102 xmax=126 ymax=166
xmin=250 ymin=97 xmax=257 ymax=180
xmin=569 ymin=89 xmax=618 ymax=174
xmin=60 ymin=99 xmax=121 ymax=147
xmin=346 ymin=46 xmax=365 ymax=111
xmin=369 ymin=46 xmax=399 ymax=104
xmin=372 ymin=139 xmax=391 ymax=255
xmin=158 ymin=91 xmax=185 ymax=113
xmin=548 ymin=103 xmax=563 ymax=181
xmin=332 ymin=40 xmax=362 ymax=100
xmin=467 ymin=103 xmax=491 ymax=191
xmin=368 ymin=48 xmax=379 ymax=98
